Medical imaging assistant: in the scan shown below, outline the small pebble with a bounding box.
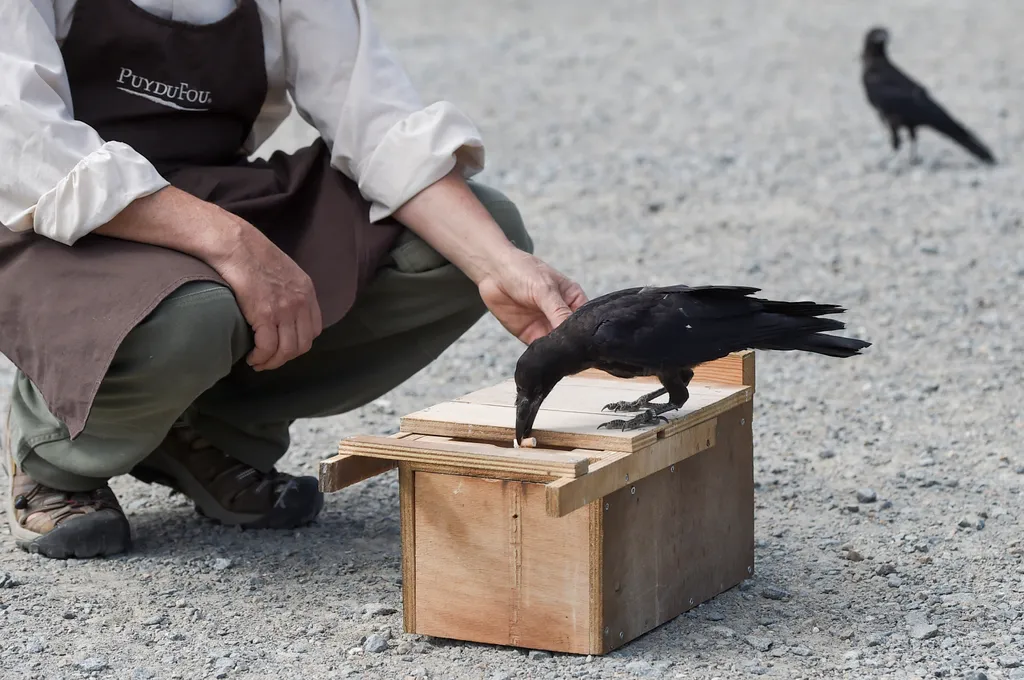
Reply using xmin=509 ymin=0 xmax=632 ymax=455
xmin=887 ymin=575 xmax=904 ymax=588
xmin=143 ymin=614 xmax=165 ymax=626
xmin=761 ymin=587 xmax=791 ymax=601
xmin=744 ymin=635 xmax=773 ymax=652
xmin=363 ymin=633 xmax=389 ymax=654
xmin=132 ymin=669 xmax=155 ymax=680
xmin=964 ymin=673 xmax=988 ymax=680
xmin=212 ymin=558 xmax=233 ymax=571
xmin=842 ymin=549 xmax=864 ymax=562
xmin=819 ymin=449 xmax=837 ymax=459
xmin=875 ymin=563 xmax=897 ymax=576
xmin=790 ymin=645 xmax=811 ymax=657
xmin=528 ymin=650 xmax=552 ymax=661
xmin=363 ymin=603 xmax=399 ymax=618
xmin=705 ymin=611 xmax=725 ymax=621
xmin=998 ymin=657 xmax=1022 ymax=669
xmin=909 ymin=623 xmax=939 ymax=640
xmin=856 ymin=488 xmax=877 ymax=503
xmin=0 ymin=572 xmax=18 ymax=588
xmin=77 ymin=657 xmax=109 ymax=672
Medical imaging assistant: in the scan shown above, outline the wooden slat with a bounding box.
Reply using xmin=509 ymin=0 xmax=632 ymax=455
xmin=400 ymin=463 xmax=417 ymax=633
xmin=338 ymin=434 xmax=589 ymax=478
xmin=318 ymin=454 xmax=396 ymax=492
xmin=400 ymin=379 xmax=750 ymax=453
xmin=575 ymin=350 xmax=755 ymax=388
xmin=545 ymin=418 xmax=717 ymax=517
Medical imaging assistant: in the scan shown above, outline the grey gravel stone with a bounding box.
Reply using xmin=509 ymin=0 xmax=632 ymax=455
xmin=362 ymin=603 xmax=398 ymax=618
xmin=363 ymin=633 xmax=389 ymax=653
xmin=211 ymin=558 xmax=233 ymax=571
xmin=909 ymin=623 xmax=939 ymax=640
xmin=856 ymin=488 xmax=877 ymax=503
xmin=142 ymin=614 xmax=165 ymax=626
xmin=705 ymin=611 xmax=725 ymax=621
xmin=528 ymin=650 xmax=552 ymax=661
xmin=842 ymin=549 xmax=865 ymax=562
xmin=132 ymin=669 xmax=155 ymax=680
xmin=760 ymin=587 xmax=791 ymax=601
xmin=77 ymin=657 xmax=108 ymax=672
xmin=999 ymin=657 xmax=1023 ymax=669
xmin=0 ymin=571 xmax=18 ymax=588
xmin=744 ymin=635 xmax=773 ymax=652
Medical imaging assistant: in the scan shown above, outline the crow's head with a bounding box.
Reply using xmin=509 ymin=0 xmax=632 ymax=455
xmin=862 ymin=26 xmax=890 ymax=58
xmin=513 ymin=334 xmax=582 ymax=446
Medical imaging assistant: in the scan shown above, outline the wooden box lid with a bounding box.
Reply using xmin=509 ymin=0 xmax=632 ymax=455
xmin=320 ymin=352 xmax=755 ymax=517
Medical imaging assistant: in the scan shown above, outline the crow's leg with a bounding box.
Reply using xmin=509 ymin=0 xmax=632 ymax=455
xmin=908 ymin=127 xmax=921 ymax=165
xmin=602 ymin=387 xmax=667 ymax=413
xmin=878 ymin=122 xmax=902 ymax=170
xmin=597 ymin=369 xmax=693 ymax=431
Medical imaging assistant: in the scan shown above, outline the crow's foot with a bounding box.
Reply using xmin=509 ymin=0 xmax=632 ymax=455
xmin=597 ymin=404 xmax=677 ymax=432
xmin=601 ymin=388 xmax=667 ymax=413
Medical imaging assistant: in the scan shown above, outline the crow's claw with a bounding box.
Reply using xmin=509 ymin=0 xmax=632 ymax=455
xmin=596 ymin=408 xmax=671 ymax=432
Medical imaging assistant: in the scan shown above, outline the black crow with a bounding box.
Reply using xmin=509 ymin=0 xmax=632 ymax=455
xmin=513 ymin=285 xmax=871 ymax=445
xmin=860 ymin=26 xmax=996 ymax=165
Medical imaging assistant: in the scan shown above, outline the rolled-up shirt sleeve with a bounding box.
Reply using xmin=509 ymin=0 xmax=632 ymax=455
xmin=281 ymin=0 xmax=486 ymax=223
xmin=0 ymin=0 xmax=168 ymax=246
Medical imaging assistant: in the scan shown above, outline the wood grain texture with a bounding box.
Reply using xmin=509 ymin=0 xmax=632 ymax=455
xmin=575 ymin=350 xmax=755 ymax=388
xmin=399 ymin=378 xmax=751 ymax=453
xmin=411 ymin=472 xmax=594 ymax=653
xmin=338 ymin=434 xmax=590 ymax=478
xmin=400 ymin=463 xmax=417 ymax=633
xmin=318 ymin=454 xmax=397 ymax=492
xmin=545 ymin=418 xmax=718 ymax=518
xmin=599 ymin=401 xmax=755 ymax=653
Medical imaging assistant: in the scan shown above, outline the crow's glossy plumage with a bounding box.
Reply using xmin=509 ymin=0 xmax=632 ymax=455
xmin=513 ymin=285 xmax=871 ymax=444
xmin=861 ymin=26 xmax=995 ymax=165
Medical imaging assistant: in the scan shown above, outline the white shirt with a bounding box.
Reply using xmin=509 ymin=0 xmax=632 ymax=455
xmin=0 ymin=0 xmax=486 ymax=245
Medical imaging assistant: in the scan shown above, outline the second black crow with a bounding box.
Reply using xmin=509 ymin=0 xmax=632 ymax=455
xmin=860 ymin=26 xmax=996 ymax=165
xmin=513 ymin=285 xmax=871 ymax=445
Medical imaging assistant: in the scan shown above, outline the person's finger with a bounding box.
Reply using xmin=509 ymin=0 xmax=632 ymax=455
xmin=247 ymin=323 xmax=279 ymax=369
xmin=295 ymin=305 xmax=315 ymax=355
xmin=563 ymin=281 xmax=589 ymax=310
xmin=309 ymin=295 xmax=323 ymax=338
xmin=538 ymin=284 xmax=574 ymax=330
xmin=262 ymin=320 xmax=298 ymax=371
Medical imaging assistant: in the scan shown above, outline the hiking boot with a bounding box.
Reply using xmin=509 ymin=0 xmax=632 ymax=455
xmin=3 ymin=417 xmax=131 ymax=559
xmin=129 ymin=421 xmax=323 ymax=529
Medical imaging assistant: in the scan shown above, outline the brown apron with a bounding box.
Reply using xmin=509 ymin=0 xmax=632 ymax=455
xmin=0 ymin=0 xmax=402 ymax=439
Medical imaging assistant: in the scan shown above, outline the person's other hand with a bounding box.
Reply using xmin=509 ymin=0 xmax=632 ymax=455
xmin=213 ymin=220 xmax=323 ymax=371
xmin=477 ymin=249 xmax=588 ymax=344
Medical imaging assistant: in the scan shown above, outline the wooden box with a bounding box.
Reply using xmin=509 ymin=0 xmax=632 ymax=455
xmin=318 ymin=351 xmax=756 ymax=655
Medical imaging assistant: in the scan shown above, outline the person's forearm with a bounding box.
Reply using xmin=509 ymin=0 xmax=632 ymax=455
xmin=94 ymin=185 xmax=243 ymax=270
xmin=392 ymin=171 xmax=519 ymax=284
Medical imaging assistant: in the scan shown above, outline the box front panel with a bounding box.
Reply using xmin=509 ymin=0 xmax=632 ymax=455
xmin=412 ymin=472 xmax=593 ymax=653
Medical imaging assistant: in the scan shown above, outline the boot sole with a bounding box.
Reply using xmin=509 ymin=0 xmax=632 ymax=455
xmin=131 ymin=451 xmax=324 ymax=530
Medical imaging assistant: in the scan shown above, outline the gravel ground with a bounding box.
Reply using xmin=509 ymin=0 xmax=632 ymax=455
xmin=3 ymin=0 xmax=1024 ymax=678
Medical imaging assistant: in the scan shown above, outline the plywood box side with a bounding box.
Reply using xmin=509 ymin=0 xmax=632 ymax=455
xmin=598 ymin=401 xmax=755 ymax=653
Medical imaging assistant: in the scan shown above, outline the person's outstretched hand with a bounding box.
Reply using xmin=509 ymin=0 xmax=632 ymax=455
xmin=477 ymin=249 xmax=588 ymax=344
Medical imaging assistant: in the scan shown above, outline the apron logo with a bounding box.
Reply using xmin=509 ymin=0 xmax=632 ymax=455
xmin=116 ymin=67 xmax=212 ymax=112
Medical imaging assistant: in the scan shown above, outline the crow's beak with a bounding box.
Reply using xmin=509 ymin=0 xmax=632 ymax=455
xmin=514 ymin=392 xmax=540 ymax=447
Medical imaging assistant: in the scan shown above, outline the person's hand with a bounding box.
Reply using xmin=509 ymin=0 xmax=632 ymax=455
xmin=477 ymin=248 xmax=588 ymax=344
xmin=213 ymin=224 xmax=324 ymax=371
xmin=95 ymin=186 xmax=322 ymax=370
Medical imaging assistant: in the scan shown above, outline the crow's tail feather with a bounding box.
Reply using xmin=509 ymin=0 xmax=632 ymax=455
xmin=755 ymin=332 xmax=872 ymax=358
xmin=924 ymin=100 xmax=996 ymax=164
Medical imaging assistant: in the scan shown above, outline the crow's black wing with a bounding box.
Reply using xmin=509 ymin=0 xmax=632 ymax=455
xmin=864 ymin=63 xmax=931 ymax=119
xmin=589 ymin=290 xmax=846 ymax=369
